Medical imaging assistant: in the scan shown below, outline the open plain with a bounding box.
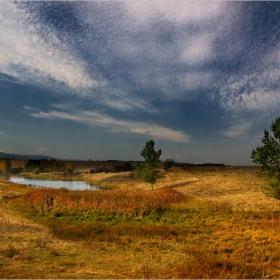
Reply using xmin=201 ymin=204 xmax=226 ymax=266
xmin=1 ymin=165 xmax=280 ymax=278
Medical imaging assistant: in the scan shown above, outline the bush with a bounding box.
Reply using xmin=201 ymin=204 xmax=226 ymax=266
xmin=0 ymin=159 xmax=11 ymax=174
xmin=111 ymin=165 xmax=125 ymax=172
xmin=123 ymin=162 xmax=132 ymax=171
xmin=163 ymin=159 xmax=175 ymax=171
xmin=33 ymin=168 xmax=41 ymax=175
xmin=91 ymin=168 xmax=110 ymax=173
xmin=64 ymin=162 xmax=75 ymax=174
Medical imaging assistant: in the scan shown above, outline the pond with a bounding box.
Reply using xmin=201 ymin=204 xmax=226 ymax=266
xmin=9 ymin=177 xmax=100 ymax=190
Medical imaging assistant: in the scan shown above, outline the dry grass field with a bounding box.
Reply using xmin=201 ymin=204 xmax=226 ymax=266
xmin=84 ymin=166 xmax=280 ymax=211
xmin=1 ymin=165 xmax=280 ymax=278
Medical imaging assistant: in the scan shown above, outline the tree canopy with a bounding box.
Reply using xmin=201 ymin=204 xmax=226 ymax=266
xmin=134 ymin=140 xmax=162 ymax=190
xmin=251 ymin=116 xmax=280 ymax=199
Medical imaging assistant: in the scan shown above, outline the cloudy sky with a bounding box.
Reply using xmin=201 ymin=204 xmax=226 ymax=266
xmin=1 ymin=1 xmax=280 ymax=165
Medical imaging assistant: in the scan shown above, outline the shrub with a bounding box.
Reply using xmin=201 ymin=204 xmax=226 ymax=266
xmin=33 ymin=168 xmax=41 ymax=175
xmin=123 ymin=162 xmax=133 ymax=171
xmin=163 ymin=159 xmax=175 ymax=171
xmin=64 ymin=162 xmax=75 ymax=174
xmin=0 ymin=158 xmax=11 ymax=174
xmin=92 ymin=167 xmax=110 ymax=173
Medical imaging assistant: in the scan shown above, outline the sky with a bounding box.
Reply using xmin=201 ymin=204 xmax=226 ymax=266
xmin=1 ymin=1 xmax=280 ymax=165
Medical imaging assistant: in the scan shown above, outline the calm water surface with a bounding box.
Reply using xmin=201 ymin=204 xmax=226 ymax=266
xmin=9 ymin=177 xmax=100 ymax=190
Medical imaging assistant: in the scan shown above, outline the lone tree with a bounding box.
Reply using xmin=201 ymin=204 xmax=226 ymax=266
xmin=134 ymin=139 xmax=162 ymax=190
xmin=251 ymin=116 xmax=280 ymax=199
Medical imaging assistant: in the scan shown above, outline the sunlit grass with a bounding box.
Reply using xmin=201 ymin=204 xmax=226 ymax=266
xmin=24 ymin=187 xmax=185 ymax=217
xmin=2 ymin=166 xmax=280 ymax=278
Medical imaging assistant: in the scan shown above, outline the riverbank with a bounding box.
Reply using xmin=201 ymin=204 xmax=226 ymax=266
xmin=1 ymin=166 xmax=280 ymax=278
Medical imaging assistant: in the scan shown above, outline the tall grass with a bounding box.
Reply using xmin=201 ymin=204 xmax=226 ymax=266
xmin=13 ymin=188 xmax=280 ymax=278
xmin=25 ymin=188 xmax=185 ymax=217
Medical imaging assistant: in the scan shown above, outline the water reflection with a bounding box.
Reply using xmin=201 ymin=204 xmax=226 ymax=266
xmin=8 ymin=177 xmax=100 ymax=190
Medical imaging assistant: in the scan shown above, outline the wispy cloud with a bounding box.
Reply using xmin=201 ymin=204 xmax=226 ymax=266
xmin=181 ymin=33 xmax=214 ymax=66
xmin=123 ymin=1 xmax=227 ymax=24
xmin=3 ymin=1 xmax=280 ymax=132
xmin=218 ymin=62 xmax=280 ymax=126
xmin=0 ymin=1 xmax=245 ymax=118
xmin=0 ymin=2 xmax=98 ymax=90
xmin=222 ymin=121 xmax=253 ymax=138
xmin=25 ymin=106 xmax=191 ymax=143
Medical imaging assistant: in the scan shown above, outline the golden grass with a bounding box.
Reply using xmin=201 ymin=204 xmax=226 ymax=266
xmin=1 ymin=166 xmax=280 ymax=278
xmin=25 ymin=187 xmax=185 ymax=216
xmin=83 ymin=166 xmax=279 ymax=211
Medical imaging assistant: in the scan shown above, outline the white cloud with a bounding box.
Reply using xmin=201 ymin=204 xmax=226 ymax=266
xmin=222 ymin=121 xmax=253 ymax=138
xmin=217 ymin=40 xmax=280 ymax=123
xmin=0 ymin=2 xmax=98 ymax=90
xmin=123 ymin=1 xmax=227 ymax=24
xmin=25 ymin=106 xmax=191 ymax=143
xmin=219 ymin=71 xmax=280 ymax=117
xmin=0 ymin=2 xmax=159 ymax=113
xmin=99 ymin=88 xmax=157 ymax=113
xmin=37 ymin=147 xmax=49 ymax=155
xmin=110 ymin=1 xmax=238 ymax=103
xmin=178 ymin=71 xmax=213 ymax=93
xmin=0 ymin=149 xmax=10 ymax=153
xmin=181 ymin=33 xmax=214 ymax=65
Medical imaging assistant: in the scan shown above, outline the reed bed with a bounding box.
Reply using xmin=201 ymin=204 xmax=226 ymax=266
xmin=26 ymin=188 xmax=185 ymax=216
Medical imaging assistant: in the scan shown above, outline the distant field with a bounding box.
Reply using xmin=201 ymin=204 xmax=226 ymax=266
xmin=84 ymin=165 xmax=279 ymax=211
xmin=1 ymin=165 xmax=280 ymax=278
xmin=9 ymin=163 xmax=280 ymax=210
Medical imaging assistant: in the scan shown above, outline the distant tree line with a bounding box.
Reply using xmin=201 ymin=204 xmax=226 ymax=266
xmin=196 ymin=163 xmax=226 ymax=166
xmin=24 ymin=159 xmax=59 ymax=173
xmin=88 ymin=162 xmax=132 ymax=174
xmin=23 ymin=159 xmax=75 ymax=174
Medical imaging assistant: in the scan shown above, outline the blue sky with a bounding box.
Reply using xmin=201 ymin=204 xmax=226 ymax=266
xmin=1 ymin=1 xmax=280 ymax=165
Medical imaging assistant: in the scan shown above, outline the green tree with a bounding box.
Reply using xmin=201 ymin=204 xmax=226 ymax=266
xmin=24 ymin=159 xmax=41 ymax=172
xmin=0 ymin=158 xmax=11 ymax=174
xmin=251 ymin=116 xmax=280 ymax=199
xmin=133 ymin=139 xmax=162 ymax=190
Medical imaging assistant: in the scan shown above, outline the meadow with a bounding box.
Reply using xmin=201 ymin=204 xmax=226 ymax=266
xmin=1 ymin=165 xmax=280 ymax=278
